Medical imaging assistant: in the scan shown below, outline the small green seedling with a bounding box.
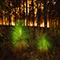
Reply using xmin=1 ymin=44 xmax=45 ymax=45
xmin=10 ymin=20 xmax=29 ymax=52
xmin=36 ymin=34 xmax=52 ymax=51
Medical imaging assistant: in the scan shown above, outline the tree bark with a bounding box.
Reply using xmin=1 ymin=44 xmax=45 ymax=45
xmin=44 ymin=0 xmax=47 ymax=32
xmin=15 ymin=0 xmax=16 ymax=25
xmin=32 ymin=0 xmax=34 ymax=27
xmin=37 ymin=0 xmax=39 ymax=30
xmin=19 ymin=0 xmax=21 ymax=20
xmin=9 ymin=1 xmax=11 ymax=26
xmin=26 ymin=0 xmax=28 ymax=26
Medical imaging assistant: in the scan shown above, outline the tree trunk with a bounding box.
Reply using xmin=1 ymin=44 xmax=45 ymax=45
xmin=2 ymin=13 xmax=3 ymax=25
xmin=26 ymin=0 xmax=28 ymax=26
xmin=32 ymin=0 xmax=34 ymax=27
xmin=15 ymin=0 xmax=16 ymax=25
xmin=9 ymin=1 xmax=11 ymax=26
xmin=23 ymin=0 xmax=25 ymax=25
xmin=44 ymin=0 xmax=47 ymax=32
xmin=37 ymin=0 xmax=39 ymax=30
xmin=19 ymin=0 xmax=21 ymax=20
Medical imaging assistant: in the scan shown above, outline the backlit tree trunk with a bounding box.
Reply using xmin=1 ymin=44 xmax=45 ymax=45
xmin=37 ymin=0 xmax=39 ymax=30
xmin=32 ymin=0 xmax=34 ymax=27
xmin=26 ymin=0 xmax=28 ymax=26
xmin=19 ymin=0 xmax=21 ymax=20
xmin=9 ymin=1 xmax=11 ymax=26
xmin=15 ymin=0 xmax=16 ymax=25
xmin=44 ymin=0 xmax=47 ymax=31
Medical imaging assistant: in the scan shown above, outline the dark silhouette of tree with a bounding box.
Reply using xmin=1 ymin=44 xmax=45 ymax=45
xmin=15 ymin=0 xmax=16 ymax=25
xmin=9 ymin=1 xmax=11 ymax=25
xmin=26 ymin=0 xmax=28 ymax=26
xmin=19 ymin=0 xmax=21 ymax=20
xmin=37 ymin=0 xmax=39 ymax=30
xmin=44 ymin=0 xmax=47 ymax=29
xmin=32 ymin=0 xmax=34 ymax=27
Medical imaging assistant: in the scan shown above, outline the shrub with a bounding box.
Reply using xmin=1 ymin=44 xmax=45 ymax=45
xmin=10 ymin=20 xmax=30 ymax=52
xmin=36 ymin=33 xmax=52 ymax=52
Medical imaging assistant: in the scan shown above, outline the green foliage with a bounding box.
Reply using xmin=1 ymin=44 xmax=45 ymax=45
xmin=30 ymin=52 xmax=33 ymax=55
xmin=36 ymin=34 xmax=52 ymax=51
xmin=10 ymin=20 xmax=30 ymax=52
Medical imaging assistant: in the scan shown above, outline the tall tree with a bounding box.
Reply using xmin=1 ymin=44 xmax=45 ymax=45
xmin=26 ymin=0 xmax=28 ymax=26
xmin=23 ymin=0 xmax=24 ymax=19
xmin=19 ymin=0 xmax=21 ymax=20
xmin=48 ymin=1 xmax=53 ymax=28
xmin=9 ymin=1 xmax=11 ymax=26
xmin=15 ymin=0 xmax=16 ymax=25
xmin=32 ymin=0 xmax=34 ymax=27
xmin=37 ymin=0 xmax=39 ymax=30
xmin=44 ymin=0 xmax=47 ymax=29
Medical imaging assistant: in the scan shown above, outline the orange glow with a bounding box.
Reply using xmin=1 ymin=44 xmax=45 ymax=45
xmin=57 ymin=20 xmax=58 ymax=25
xmin=30 ymin=22 xmax=33 ymax=26
xmin=25 ymin=19 xmax=26 ymax=26
xmin=3 ymin=22 xmax=5 ymax=25
xmin=47 ymin=21 xmax=49 ymax=28
xmin=40 ymin=22 xmax=44 ymax=27
xmin=0 ymin=18 xmax=2 ymax=25
xmin=34 ymin=23 xmax=37 ymax=26
xmin=30 ymin=23 xmax=33 ymax=26
xmin=41 ymin=6 xmax=44 ymax=10
xmin=10 ymin=21 xmax=15 ymax=26
xmin=0 ymin=18 xmax=58 ymax=28
xmin=54 ymin=20 xmax=58 ymax=28
xmin=34 ymin=20 xmax=37 ymax=26
xmin=1 ymin=0 xmax=58 ymax=28
xmin=0 ymin=22 xmax=2 ymax=25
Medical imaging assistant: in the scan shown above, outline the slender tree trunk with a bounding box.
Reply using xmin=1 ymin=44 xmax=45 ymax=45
xmin=32 ymin=0 xmax=34 ymax=27
xmin=9 ymin=12 xmax=11 ymax=25
xmin=5 ymin=6 xmax=6 ymax=25
xmin=9 ymin=1 xmax=11 ymax=26
xmin=59 ymin=1 xmax=60 ymax=28
xmin=1 ymin=3 xmax=3 ymax=25
xmin=26 ymin=0 xmax=28 ymax=26
xmin=23 ymin=0 xmax=25 ymax=25
xmin=37 ymin=0 xmax=39 ymax=30
xmin=49 ymin=11 xmax=50 ymax=27
xmin=44 ymin=0 xmax=47 ymax=32
xmin=15 ymin=0 xmax=16 ymax=25
xmin=19 ymin=0 xmax=21 ymax=20
xmin=39 ymin=2 xmax=41 ymax=32
xmin=0 ymin=0 xmax=3 ymax=25
xmin=5 ymin=1 xmax=6 ymax=25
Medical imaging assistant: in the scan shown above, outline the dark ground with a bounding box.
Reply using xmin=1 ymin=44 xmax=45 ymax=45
xmin=0 ymin=26 xmax=60 ymax=60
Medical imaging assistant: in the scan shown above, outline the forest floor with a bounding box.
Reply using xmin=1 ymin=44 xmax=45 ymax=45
xmin=0 ymin=26 xmax=60 ymax=60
